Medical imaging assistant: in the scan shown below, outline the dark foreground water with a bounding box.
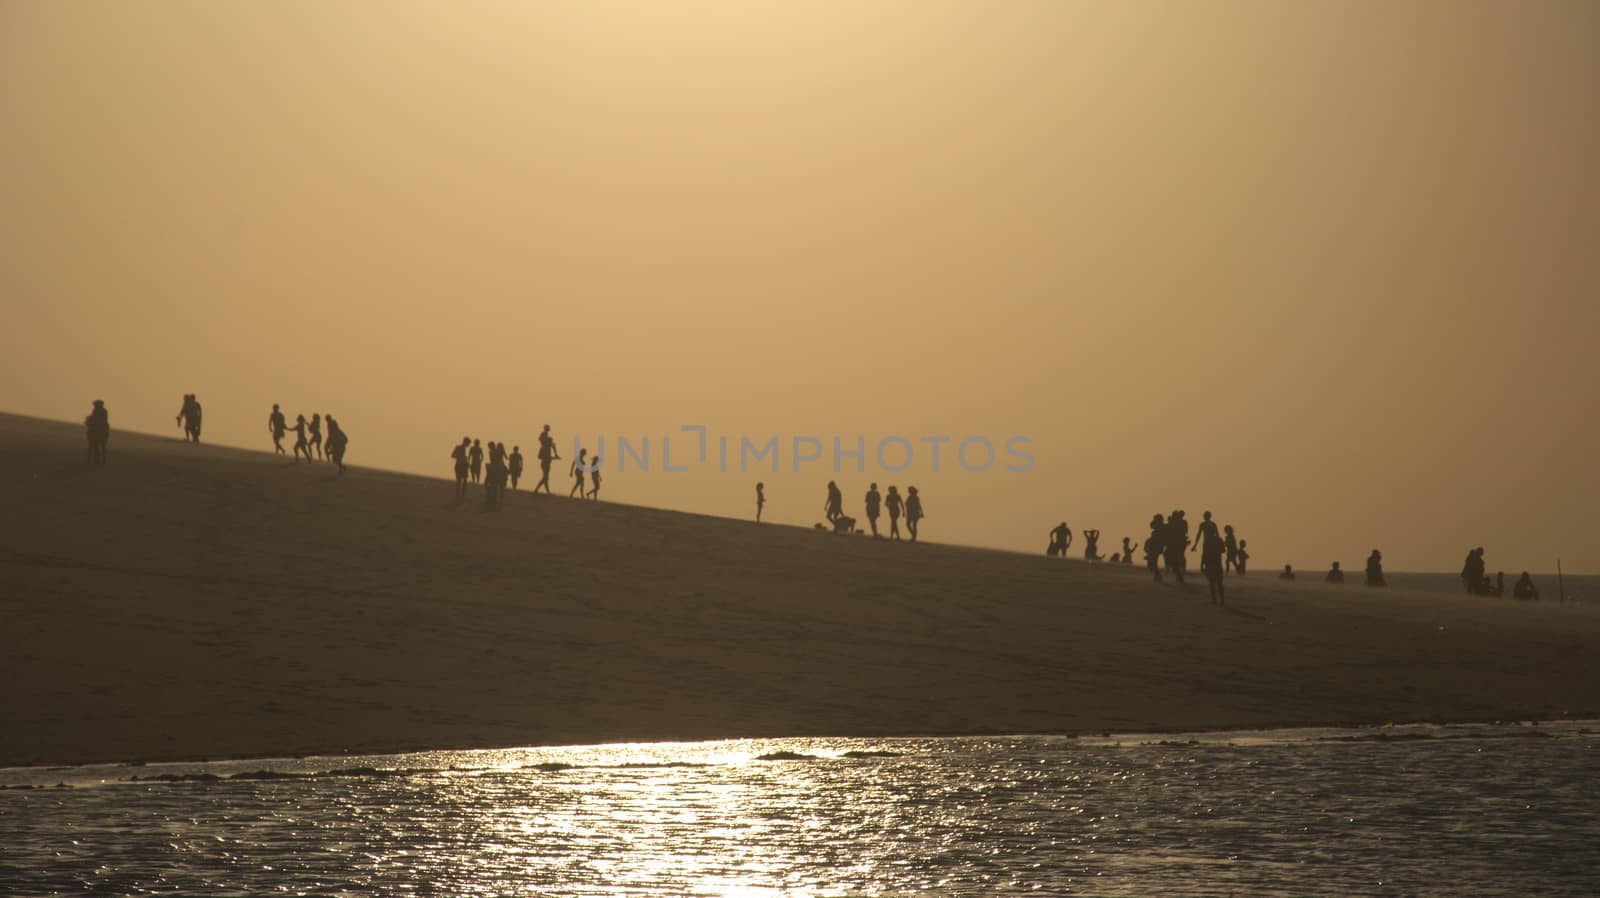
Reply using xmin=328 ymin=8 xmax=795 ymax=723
xmin=2 ymin=722 xmax=1597 ymax=897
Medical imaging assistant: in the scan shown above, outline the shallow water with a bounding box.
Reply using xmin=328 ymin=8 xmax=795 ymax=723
xmin=2 ymin=722 xmax=1597 ymax=896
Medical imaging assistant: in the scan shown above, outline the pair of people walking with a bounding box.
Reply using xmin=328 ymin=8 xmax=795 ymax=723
xmin=859 ymin=482 xmax=921 ymax=540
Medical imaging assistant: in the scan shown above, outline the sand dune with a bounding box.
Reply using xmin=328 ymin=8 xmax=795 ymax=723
xmin=1 ymin=412 xmax=1597 ymax=766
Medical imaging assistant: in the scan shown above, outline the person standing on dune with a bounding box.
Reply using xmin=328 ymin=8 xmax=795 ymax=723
xmin=267 ymin=404 xmax=287 ymax=455
xmin=756 ymin=482 xmax=766 ymax=522
xmin=308 ymin=413 xmax=323 ymax=461
xmin=1191 ymin=510 xmax=1219 ymax=552
xmin=175 ymin=394 xmax=202 ymax=443
xmin=1201 ymin=526 xmax=1227 ymax=604
xmin=451 ymin=437 xmax=471 ymax=500
xmin=1048 ymin=521 xmax=1072 ymax=557
xmin=1223 ymin=525 xmax=1239 ymax=574
xmin=864 ymin=483 xmax=881 ymax=536
xmin=1145 ymin=514 xmax=1166 ymax=582
xmin=469 ymin=439 xmax=484 ymax=484
xmin=1165 ymin=511 xmax=1189 ymax=584
xmin=588 ymin=455 xmax=602 ymax=500
xmin=885 ymin=486 xmax=903 ymax=540
xmin=1365 ymin=550 xmax=1386 ymax=587
xmin=509 ymin=445 xmax=524 ymax=490
xmin=905 ymin=486 xmax=924 ymax=542
xmin=570 ymin=448 xmax=588 ymax=498
xmin=535 ymin=425 xmax=560 ymax=494
xmin=84 ymin=399 xmax=110 ymax=466
xmin=1236 ymin=539 xmax=1249 ymax=575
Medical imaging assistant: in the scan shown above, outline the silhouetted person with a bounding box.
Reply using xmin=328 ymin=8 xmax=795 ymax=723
xmin=288 ymin=414 xmax=312 ymax=462
xmin=1365 ymin=550 xmax=1386 ymax=587
xmin=885 ymin=486 xmax=903 ymax=540
xmin=1279 ymin=564 xmax=1295 ymax=581
xmin=308 ymin=413 xmax=323 ymax=460
xmin=1121 ymin=537 xmax=1138 ymax=565
xmin=84 ymin=399 xmax=110 ymax=466
xmin=1236 ymin=540 xmax=1250 ymax=576
xmin=268 ymin=404 xmax=287 ymax=455
xmin=175 ymin=394 xmax=202 ymax=443
xmin=1082 ymin=528 xmax=1101 ymax=562
xmin=1200 ymin=528 xmax=1226 ymax=604
xmin=1489 ymin=571 xmax=1506 ymax=597
xmin=756 ymin=482 xmax=766 ymax=522
xmin=451 ymin=437 xmax=470 ymax=500
xmin=468 ymin=439 xmax=484 ymax=484
xmin=864 ymin=483 xmax=881 ymax=536
xmin=1049 ymin=522 xmax=1072 ymax=557
xmin=1461 ymin=547 xmax=1486 ymax=594
xmin=1164 ymin=511 xmax=1188 ymax=583
xmin=535 ymin=425 xmax=560 ymax=494
xmin=1513 ymin=571 xmax=1540 ymax=600
xmin=904 ymin=486 xmax=923 ymax=542
xmin=325 ymin=415 xmax=348 ymax=474
xmin=484 ymin=443 xmax=507 ymax=510
xmin=1325 ymin=562 xmax=1345 ymax=584
xmin=1223 ymin=525 xmax=1238 ymax=574
xmin=570 ymin=448 xmax=588 ymax=497
xmin=824 ymin=480 xmax=844 ymax=522
xmin=1145 ymin=514 xmax=1166 ymax=582
xmin=509 ymin=445 xmax=524 ymax=489
xmin=588 ymin=456 xmax=602 ymax=500
xmin=1191 ymin=510 xmax=1219 ymax=553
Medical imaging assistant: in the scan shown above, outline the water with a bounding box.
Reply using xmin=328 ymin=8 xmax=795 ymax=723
xmin=3 ymin=722 xmax=1597 ymax=896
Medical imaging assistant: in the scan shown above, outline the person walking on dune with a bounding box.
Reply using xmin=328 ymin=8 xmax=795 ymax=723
xmin=1145 ymin=514 xmax=1166 ymax=582
xmin=308 ymin=413 xmax=323 ymax=461
xmin=287 ymin=414 xmax=312 ymax=463
xmin=824 ymin=480 xmax=844 ymax=523
xmin=84 ymin=399 xmax=110 ymax=466
xmin=756 ymin=482 xmax=766 ymax=522
xmin=325 ymin=415 xmax=348 ymax=474
xmin=175 ymin=394 xmax=202 ymax=443
xmin=535 ymin=425 xmax=560 ymax=494
xmin=885 ymin=486 xmax=903 ymax=540
xmin=570 ymin=448 xmax=589 ymax=498
xmin=484 ymin=443 xmax=507 ymax=510
xmin=1191 ymin=510 xmax=1219 ymax=553
xmin=451 ymin=437 xmax=471 ymax=500
xmin=468 ymin=439 xmax=484 ymax=484
xmin=267 ymin=404 xmax=287 ymax=455
xmin=864 ymin=483 xmax=881 ymax=537
xmin=904 ymin=486 xmax=924 ymax=542
xmin=588 ymin=455 xmax=602 ymax=500
xmin=509 ymin=445 xmax=524 ymax=490
xmin=1223 ymin=525 xmax=1239 ymax=574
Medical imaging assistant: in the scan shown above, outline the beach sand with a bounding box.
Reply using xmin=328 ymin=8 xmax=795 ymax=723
xmin=2 ymin=412 xmax=1597 ymax=766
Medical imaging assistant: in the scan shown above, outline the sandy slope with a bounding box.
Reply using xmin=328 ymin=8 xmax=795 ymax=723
xmin=1 ymin=413 xmax=1597 ymax=766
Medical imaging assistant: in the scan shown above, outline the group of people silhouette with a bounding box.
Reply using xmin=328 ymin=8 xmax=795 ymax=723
xmin=447 ymin=425 xmax=592 ymax=510
xmin=807 ymin=480 xmax=924 ymax=541
xmin=1461 ymin=547 xmax=1540 ymax=599
xmin=266 ymin=403 xmax=349 ymax=473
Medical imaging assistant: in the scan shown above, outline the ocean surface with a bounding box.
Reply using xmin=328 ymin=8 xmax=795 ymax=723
xmin=2 ymin=721 xmax=1597 ymax=897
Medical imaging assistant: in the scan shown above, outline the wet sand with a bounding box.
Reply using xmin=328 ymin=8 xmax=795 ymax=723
xmin=2 ymin=412 xmax=1598 ymax=766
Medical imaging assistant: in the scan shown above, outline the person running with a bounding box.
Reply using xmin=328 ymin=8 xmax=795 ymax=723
xmin=308 ymin=413 xmax=323 ymax=460
xmin=325 ymin=415 xmax=348 ymax=474
xmin=904 ymin=486 xmax=924 ymax=542
xmin=570 ymin=448 xmax=588 ymax=498
xmin=509 ymin=445 xmax=524 ymax=489
xmin=1145 ymin=514 xmax=1166 ymax=582
xmin=1513 ymin=572 xmax=1540 ymax=600
xmin=864 ymin=483 xmax=881 ymax=536
xmin=1164 ymin=511 xmax=1188 ymax=584
xmin=175 ymin=394 xmax=202 ymax=443
xmin=468 ymin=439 xmax=484 ymax=484
xmin=885 ymin=486 xmax=904 ymax=540
xmin=287 ymin=414 xmax=312 ymax=462
xmin=1049 ymin=522 xmax=1072 ymax=557
xmin=1201 ymin=527 xmax=1227 ymax=604
xmin=451 ymin=437 xmax=471 ymax=500
xmin=756 ymin=482 xmax=766 ymax=522
xmin=1082 ymin=528 xmax=1102 ymax=562
xmin=267 ymin=404 xmax=287 ymax=455
xmin=1279 ymin=563 xmax=1295 ymax=581
xmin=1236 ymin=540 xmax=1250 ymax=575
xmin=1364 ymin=549 xmax=1387 ymax=587
xmin=1223 ymin=525 xmax=1239 ymax=574
xmin=1121 ymin=536 xmax=1138 ymax=565
xmin=588 ymin=456 xmax=602 ymax=500
xmin=84 ymin=399 xmax=110 ymax=466
xmin=824 ymin=481 xmax=844 ymax=522
xmin=1325 ymin=562 xmax=1345 ymax=584
xmin=1190 ymin=510 xmax=1219 ymax=552
xmin=535 ymin=425 xmax=560 ymax=494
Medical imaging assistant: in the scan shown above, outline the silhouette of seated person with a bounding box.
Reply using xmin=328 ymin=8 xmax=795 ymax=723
xmin=1121 ymin=537 xmax=1138 ymax=565
xmin=1512 ymin=572 xmax=1539 ymax=600
xmin=1324 ymin=562 xmax=1345 ymax=584
xmin=1279 ymin=564 xmax=1295 ymax=581
xmin=1082 ymin=529 xmax=1102 ymax=562
xmin=1364 ymin=550 xmax=1386 ymax=587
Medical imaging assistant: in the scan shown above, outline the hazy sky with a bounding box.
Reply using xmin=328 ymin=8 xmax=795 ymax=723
xmin=3 ymin=1 xmax=1596 ymax=572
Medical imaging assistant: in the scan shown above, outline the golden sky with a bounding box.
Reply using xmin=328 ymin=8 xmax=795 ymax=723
xmin=3 ymin=1 xmax=1596 ymax=572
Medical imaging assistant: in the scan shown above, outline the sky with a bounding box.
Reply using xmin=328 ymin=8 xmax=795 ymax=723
xmin=3 ymin=0 xmax=1596 ymax=572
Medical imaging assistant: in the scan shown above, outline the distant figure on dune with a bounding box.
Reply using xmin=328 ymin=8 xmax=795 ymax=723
xmin=1236 ymin=540 xmax=1250 ymax=575
xmin=570 ymin=448 xmax=588 ymax=498
xmin=1513 ymin=572 xmax=1540 ymax=600
xmin=288 ymin=414 xmax=312 ymax=463
xmin=509 ymin=445 xmax=524 ymax=489
xmin=535 ymin=426 xmax=560 ymax=494
xmin=84 ymin=399 xmax=110 ymax=466
xmin=824 ymin=480 xmax=844 ymax=522
xmin=588 ymin=456 xmax=602 ymax=500
xmin=1365 ymin=550 xmax=1386 ymax=587
xmin=1279 ymin=564 xmax=1295 ymax=581
xmin=1461 ymin=547 xmax=1486 ymax=594
xmin=1145 ymin=514 xmax=1166 ymax=582
xmin=1325 ymin=562 xmax=1345 ymax=585
xmin=904 ymin=486 xmax=924 ymax=542
xmin=450 ymin=437 xmax=471 ymax=500
xmin=268 ymin=404 xmax=287 ymax=455
xmin=1484 ymin=574 xmax=1500 ymax=596
xmin=756 ymin=482 xmax=766 ymax=522
xmin=469 ymin=439 xmax=484 ymax=484
xmin=308 ymin=413 xmax=323 ymax=460
xmin=1191 ymin=511 xmax=1219 ymax=553
xmin=1110 ymin=552 xmax=1122 ymax=563
xmin=1121 ymin=536 xmax=1138 ymax=565
xmin=864 ymin=483 xmax=881 ymax=536
xmin=1048 ymin=521 xmax=1072 ymax=557
xmin=175 ymin=394 xmax=202 ymax=443
xmin=1200 ymin=527 xmax=1226 ymax=604
xmin=325 ymin=415 xmax=348 ymax=474
xmin=1224 ymin=525 xmax=1238 ymax=573
xmin=484 ymin=442 xmax=507 ymax=510
xmin=885 ymin=486 xmax=903 ymax=540
xmin=1164 ymin=511 xmax=1188 ymax=584
xmin=1082 ymin=528 xmax=1101 ymax=562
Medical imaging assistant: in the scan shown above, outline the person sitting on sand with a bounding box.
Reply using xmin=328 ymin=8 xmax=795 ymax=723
xmin=570 ymin=448 xmax=588 ymax=498
xmin=824 ymin=481 xmax=844 ymax=522
xmin=287 ymin=414 xmax=312 ymax=463
xmin=268 ymin=404 xmax=287 ymax=455
xmin=1365 ymin=549 xmax=1387 ymax=587
xmin=1082 ymin=528 xmax=1101 ymax=562
xmin=509 ymin=445 xmax=524 ymax=489
xmin=1048 ymin=522 xmax=1072 ymax=557
xmin=1325 ymin=561 xmax=1345 ymax=584
xmin=1109 ymin=552 xmax=1121 ymax=563
xmin=1201 ymin=528 xmax=1226 ymax=604
xmin=904 ymin=486 xmax=924 ymax=542
xmin=864 ymin=483 xmax=881 ymax=536
xmin=1145 ymin=514 xmax=1166 ymax=582
xmin=1236 ymin=539 xmax=1250 ymax=575
xmin=885 ymin=486 xmax=903 ymax=540
xmin=1224 ymin=525 xmax=1238 ymax=573
xmin=1121 ymin=536 xmax=1138 ymax=564
xmin=756 ymin=482 xmax=766 ymax=522
xmin=588 ymin=456 xmax=602 ymax=500
xmin=1279 ymin=563 xmax=1295 ymax=581
xmin=451 ymin=437 xmax=471 ymax=500
xmin=325 ymin=415 xmax=348 ymax=474
xmin=1513 ymin=571 xmax=1540 ymax=600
